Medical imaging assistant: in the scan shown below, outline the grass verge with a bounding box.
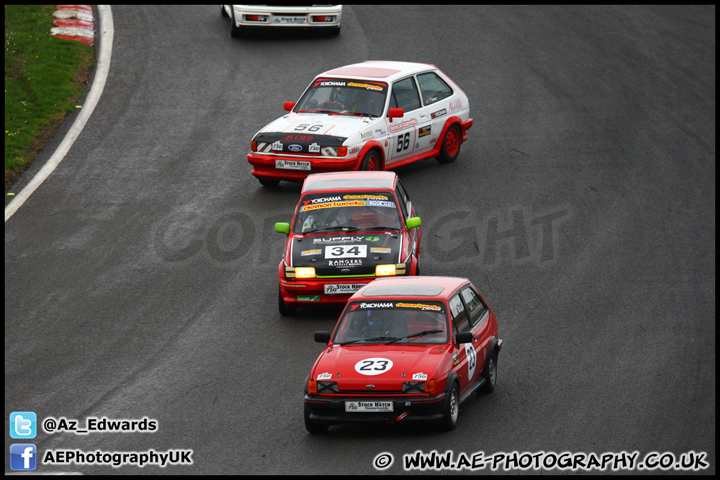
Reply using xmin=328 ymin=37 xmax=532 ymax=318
xmin=5 ymin=4 xmax=95 ymax=193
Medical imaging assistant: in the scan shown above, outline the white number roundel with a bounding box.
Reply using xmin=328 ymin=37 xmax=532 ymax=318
xmin=355 ymin=358 xmax=394 ymax=376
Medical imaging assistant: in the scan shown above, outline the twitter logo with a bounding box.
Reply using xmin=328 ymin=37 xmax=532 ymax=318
xmin=10 ymin=412 xmax=37 ymax=439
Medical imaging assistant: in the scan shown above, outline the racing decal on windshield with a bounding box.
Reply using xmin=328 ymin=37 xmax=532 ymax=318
xmin=350 ymin=302 xmax=394 ymax=310
xmin=395 ymin=302 xmax=443 ymax=312
xmin=311 ymin=78 xmax=388 ymax=93
xmin=367 ymin=200 xmax=396 ymax=208
xmin=342 ymin=194 xmax=390 ymax=200
xmin=355 ymin=358 xmax=394 ymax=375
xmin=301 ymin=200 xmax=367 ymax=211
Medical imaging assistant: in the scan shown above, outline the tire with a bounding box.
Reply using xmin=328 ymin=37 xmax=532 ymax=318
xmin=230 ymin=10 xmax=244 ymax=38
xmin=479 ymin=351 xmax=497 ymax=393
xmin=328 ymin=26 xmax=341 ymax=36
xmin=304 ymin=404 xmax=329 ymax=434
xmin=436 ymin=124 xmax=461 ymax=163
xmin=360 ymin=149 xmax=381 ymax=171
xmin=439 ymin=382 xmax=459 ymax=430
xmin=220 ymin=5 xmax=228 ymax=17
xmin=258 ymin=178 xmax=280 ymax=187
xmin=278 ymin=287 xmax=296 ymax=316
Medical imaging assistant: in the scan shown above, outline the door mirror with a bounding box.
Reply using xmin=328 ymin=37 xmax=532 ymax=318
xmin=388 ymin=107 xmax=404 ymax=121
xmin=405 ymin=217 xmax=421 ymax=230
xmin=275 ymin=222 xmax=290 ymax=234
xmin=314 ymin=331 xmax=332 ymax=344
xmin=455 ymin=331 xmax=473 ymax=344
xmin=284 ymin=101 xmax=295 ymax=111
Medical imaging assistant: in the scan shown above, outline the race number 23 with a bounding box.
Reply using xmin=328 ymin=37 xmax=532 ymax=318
xmin=324 ymin=244 xmax=367 ymax=259
xmin=355 ymin=358 xmax=394 ymax=375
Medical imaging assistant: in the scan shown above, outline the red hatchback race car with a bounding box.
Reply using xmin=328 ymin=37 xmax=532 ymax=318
xmin=275 ymin=171 xmax=421 ymax=315
xmin=304 ymin=276 xmax=502 ymax=433
xmin=248 ymin=60 xmax=473 ymax=186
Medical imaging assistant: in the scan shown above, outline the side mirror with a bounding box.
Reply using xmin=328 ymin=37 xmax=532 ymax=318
xmin=275 ymin=222 xmax=290 ymax=234
xmin=284 ymin=101 xmax=295 ymax=111
xmin=455 ymin=332 xmax=473 ymax=344
xmin=405 ymin=217 xmax=421 ymax=230
xmin=388 ymin=107 xmax=404 ymax=121
xmin=314 ymin=331 xmax=332 ymax=344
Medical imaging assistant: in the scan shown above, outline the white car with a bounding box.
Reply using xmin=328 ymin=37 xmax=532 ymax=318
xmin=247 ymin=61 xmax=473 ymax=186
xmin=221 ymin=5 xmax=342 ymax=38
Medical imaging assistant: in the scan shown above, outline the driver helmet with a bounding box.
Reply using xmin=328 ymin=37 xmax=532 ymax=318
xmin=337 ymin=87 xmax=357 ymax=104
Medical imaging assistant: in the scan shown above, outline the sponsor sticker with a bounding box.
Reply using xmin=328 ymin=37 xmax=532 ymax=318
xmin=309 ymin=142 xmax=321 ymax=153
xmin=419 ymin=125 xmax=431 ymax=137
xmin=395 ymin=302 xmax=442 ymax=311
xmin=412 ymin=372 xmax=428 ymax=381
xmin=370 ymin=247 xmax=391 ymax=254
xmin=367 ymin=200 xmax=395 ymax=208
xmin=297 ymin=295 xmax=320 ymax=302
xmin=449 ymin=99 xmax=462 ymax=111
xmin=431 ymin=108 xmax=447 ymax=119
xmin=317 ymin=372 xmax=333 ymax=380
xmin=313 ymin=236 xmax=365 ymax=245
xmin=272 ymin=141 xmax=283 ymax=151
xmin=324 ymin=283 xmax=365 ymax=294
xmin=301 ymin=249 xmax=322 ymax=256
xmin=361 ymin=131 xmax=374 ymax=140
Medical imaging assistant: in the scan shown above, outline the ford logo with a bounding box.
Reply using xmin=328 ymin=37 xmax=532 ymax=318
xmin=366 ymin=385 xmax=375 ymax=389
xmin=288 ymin=144 xmax=303 ymax=152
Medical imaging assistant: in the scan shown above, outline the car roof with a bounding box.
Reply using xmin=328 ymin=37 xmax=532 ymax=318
xmin=321 ymin=61 xmax=437 ymax=82
xmin=301 ymin=171 xmax=397 ymax=194
xmin=351 ymin=276 xmax=470 ymax=301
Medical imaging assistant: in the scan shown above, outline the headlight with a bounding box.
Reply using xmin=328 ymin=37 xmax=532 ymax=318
xmin=295 ymin=267 xmax=316 ymax=279
xmin=375 ymin=264 xmax=396 ymax=276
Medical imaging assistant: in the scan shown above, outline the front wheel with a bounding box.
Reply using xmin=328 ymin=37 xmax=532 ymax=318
xmin=360 ymin=149 xmax=381 ymax=171
xmin=479 ymin=352 xmax=497 ymax=393
xmin=304 ymin=404 xmax=329 ymax=434
xmin=439 ymin=382 xmax=459 ymax=430
xmin=278 ymin=287 xmax=296 ymax=316
xmin=258 ymin=177 xmax=280 ymax=187
xmin=230 ymin=10 xmax=244 ymax=38
xmin=436 ymin=124 xmax=461 ymax=163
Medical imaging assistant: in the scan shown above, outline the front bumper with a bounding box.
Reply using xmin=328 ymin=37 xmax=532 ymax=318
xmin=304 ymin=392 xmax=448 ymax=425
xmin=248 ymin=153 xmax=360 ymax=184
xmin=280 ymin=278 xmax=376 ymax=307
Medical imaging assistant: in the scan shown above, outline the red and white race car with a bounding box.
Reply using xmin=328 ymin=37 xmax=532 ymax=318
xmin=275 ymin=171 xmax=421 ymax=315
xmin=304 ymin=276 xmax=502 ymax=433
xmin=248 ymin=60 xmax=473 ymax=186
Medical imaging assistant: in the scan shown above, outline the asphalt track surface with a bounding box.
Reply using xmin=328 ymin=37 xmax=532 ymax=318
xmin=5 ymin=5 xmax=715 ymax=475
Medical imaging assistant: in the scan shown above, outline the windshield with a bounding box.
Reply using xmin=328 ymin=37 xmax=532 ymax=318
xmin=333 ymin=301 xmax=449 ymax=345
xmin=293 ymin=192 xmax=403 ymax=234
xmin=294 ymin=78 xmax=388 ymax=117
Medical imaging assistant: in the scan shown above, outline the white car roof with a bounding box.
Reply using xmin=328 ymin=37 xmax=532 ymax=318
xmin=321 ymin=61 xmax=438 ymax=82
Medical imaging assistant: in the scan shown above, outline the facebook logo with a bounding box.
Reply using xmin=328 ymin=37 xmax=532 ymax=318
xmin=10 ymin=411 xmax=37 ymax=439
xmin=10 ymin=444 xmax=37 ymax=471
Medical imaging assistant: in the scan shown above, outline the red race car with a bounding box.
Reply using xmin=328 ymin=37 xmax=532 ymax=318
xmin=304 ymin=276 xmax=502 ymax=433
xmin=248 ymin=60 xmax=473 ymax=186
xmin=275 ymin=171 xmax=421 ymax=315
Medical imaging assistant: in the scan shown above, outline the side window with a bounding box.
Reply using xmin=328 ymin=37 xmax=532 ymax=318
xmin=417 ymin=72 xmax=453 ymax=106
xmin=394 ymin=185 xmax=409 ymax=219
xmin=390 ymin=77 xmax=422 ymax=113
xmin=460 ymin=286 xmax=488 ymax=327
xmin=449 ymin=294 xmax=470 ymax=333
